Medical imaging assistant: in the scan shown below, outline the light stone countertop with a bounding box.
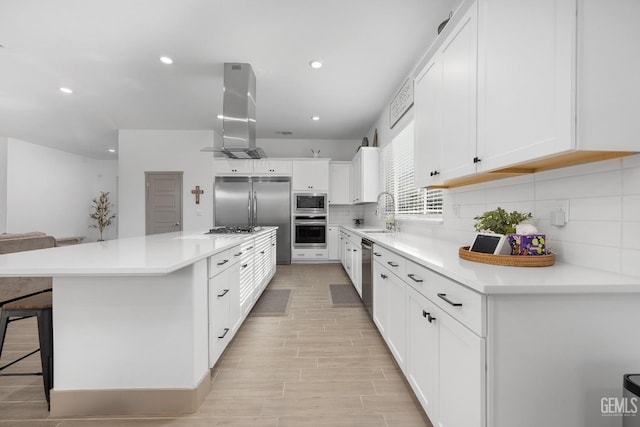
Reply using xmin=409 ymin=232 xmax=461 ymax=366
xmin=0 ymin=227 xmax=276 ymax=277
xmin=341 ymin=226 xmax=640 ymax=295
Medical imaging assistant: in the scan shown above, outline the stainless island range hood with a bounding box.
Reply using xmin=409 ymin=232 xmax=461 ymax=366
xmin=202 ymin=63 xmax=266 ymax=159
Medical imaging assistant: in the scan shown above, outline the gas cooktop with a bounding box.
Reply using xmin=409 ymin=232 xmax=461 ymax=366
xmin=205 ymin=226 xmax=254 ymax=234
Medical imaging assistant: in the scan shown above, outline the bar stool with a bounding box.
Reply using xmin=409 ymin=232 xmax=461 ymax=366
xmin=0 ymin=291 xmax=53 ymax=409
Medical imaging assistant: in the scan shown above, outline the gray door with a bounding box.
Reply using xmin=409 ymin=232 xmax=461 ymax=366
xmin=145 ymin=172 xmax=183 ymax=235
xmin=253 ymin=179 xmax=291 ymax=264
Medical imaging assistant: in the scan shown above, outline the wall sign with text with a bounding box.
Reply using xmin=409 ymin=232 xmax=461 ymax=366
xmin=389 ymin=78 xmax=414 ymax=129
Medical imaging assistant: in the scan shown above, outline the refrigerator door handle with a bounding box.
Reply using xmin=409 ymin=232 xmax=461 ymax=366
xmin=247 ymin=190 xmax=252 ymax=226
xmin=253 ymin=191 xmax=258 ymax=227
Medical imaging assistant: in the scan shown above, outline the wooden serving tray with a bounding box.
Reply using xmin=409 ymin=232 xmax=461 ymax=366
xmin=458 ymin=246 xmax=555 ymax=267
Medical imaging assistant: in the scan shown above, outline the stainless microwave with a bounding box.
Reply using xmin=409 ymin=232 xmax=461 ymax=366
xmin=293 ymin=193 xmax=327 ymax=214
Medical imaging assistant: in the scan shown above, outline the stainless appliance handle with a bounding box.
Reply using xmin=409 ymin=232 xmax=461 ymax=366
xmin=247 ymin=191 xmax=252 ymax=226
xmin=253 ymin=191 xmax=257 ymax=227
xmin=294 ymin=221 xmax=327 ymax=226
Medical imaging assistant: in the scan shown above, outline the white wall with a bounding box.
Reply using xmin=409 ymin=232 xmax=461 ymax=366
xmin=256 ymin=138 xmax=361 ymax=161
xmin=363 ymin=153 xmax=640 ymax=277
xmin=5 ymin=138 xmax=118 ymax=240
xmin=0 ymin=137 xmax=7 ymax=234
xmin=118 ymin=130 xmax=215 ymax=238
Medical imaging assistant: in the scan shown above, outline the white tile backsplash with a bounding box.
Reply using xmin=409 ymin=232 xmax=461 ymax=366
xmin=362 ymin=153 xmax=640 ymax=276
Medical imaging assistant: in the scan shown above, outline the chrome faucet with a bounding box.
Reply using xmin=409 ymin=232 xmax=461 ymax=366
xmin=376 ymin=192 xmax=396 ymax=231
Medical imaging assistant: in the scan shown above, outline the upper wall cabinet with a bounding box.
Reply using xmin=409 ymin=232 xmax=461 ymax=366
xmin=292 ymin=159 xmax=330 ymax=191
xmin=214 ymin=159 xmax=293 ymax=176
xmin=351 ymin=147 xmax=379 ymax=204
xmin=414 ymin=3 xmax=477 ymax=188
xmin=414 ymin=0 xmax=640 ymax=188
xmin=214 ymin=158 xmax=254 ymax=175
xmin=329 ymin=161 xmax=352 ymax=205
xmin=253 ymin=160 xmax=292 ymax=175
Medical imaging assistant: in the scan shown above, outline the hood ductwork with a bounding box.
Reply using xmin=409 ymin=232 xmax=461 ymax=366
xmin=203 ymin=63 xmax=265 ymax=159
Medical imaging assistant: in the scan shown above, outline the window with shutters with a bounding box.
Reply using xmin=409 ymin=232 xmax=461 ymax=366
xmin=379 ymin=122 xmax=443 ymax=218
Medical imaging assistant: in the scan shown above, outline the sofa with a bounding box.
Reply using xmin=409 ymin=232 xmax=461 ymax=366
xmin=0 ymin=232 xmax=56 ymax=304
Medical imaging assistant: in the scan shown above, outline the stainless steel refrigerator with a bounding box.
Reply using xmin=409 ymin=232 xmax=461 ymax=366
xmin=214 ymin=176 xmax=291 ymax=264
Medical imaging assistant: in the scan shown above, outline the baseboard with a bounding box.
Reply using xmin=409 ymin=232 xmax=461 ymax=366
xmin=50 ymin=371 xmax=211 ymax=417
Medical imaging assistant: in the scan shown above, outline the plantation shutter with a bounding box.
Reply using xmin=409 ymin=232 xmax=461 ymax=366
xmin=380 ymin=121 xmax=443 ymax=217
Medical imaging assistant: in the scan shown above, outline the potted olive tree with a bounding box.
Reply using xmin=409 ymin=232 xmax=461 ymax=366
xmin=89 ymin=191 xmax=116 ymax=241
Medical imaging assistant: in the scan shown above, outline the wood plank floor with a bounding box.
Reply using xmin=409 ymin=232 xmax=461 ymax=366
xmin=0 ymin=263 xmax=432 ymax=426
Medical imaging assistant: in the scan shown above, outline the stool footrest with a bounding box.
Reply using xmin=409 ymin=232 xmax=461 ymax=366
xmin=0 ymin=348 xmax=40 ymax=371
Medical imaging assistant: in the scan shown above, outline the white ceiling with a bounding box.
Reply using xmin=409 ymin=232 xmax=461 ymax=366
xmin=0 ymin=0 xmax=457 ymax=159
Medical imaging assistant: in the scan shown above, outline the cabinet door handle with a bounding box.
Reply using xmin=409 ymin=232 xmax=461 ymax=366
xmin=260 ymin=251 xmax=265 ymax=254
xmin=373 ymin=252 xmax=382 ymax=257
xmin=347 ymin=249 xmax=352 ymax=252
xmin=242 ymin=263 xmax=248 ymax=268
xmin=217 ymin=289 xmax=229 ymax=298
xmin=473 ymin=157 xmax=482 ymax=164
xmin=216 ymin=259 xmax=229 ymax=266
xmin=246 ymin=246 xmax=253 ymax=250
xmin=422 ymin=310 xmax=436 ymax=323
xmin=234 ymin=252 xmax=243 ymax=256
xmin=380 ymin=274 xmax=387 ymax=279
xmin=407 ymin=273 xmax=423 ymax=283
xmin=218 ymin=328 xmax=230 ymax=339
xmin=387 ymin=261 xmax=399 ymax=268
xmin=437 ymin=293 xmax=462 ymax=307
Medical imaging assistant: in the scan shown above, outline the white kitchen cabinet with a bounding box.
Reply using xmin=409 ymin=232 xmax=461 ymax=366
xmin=439 ymin=2 xmax=477 ymax=181
xmin=415 ymin=0 xmax=640 ymax=189
xmin=413 ymin=2 xmax=478 ymax=187
xmin=292 ymin=160 xmax=329 ymax=191
xmin=208 ymin=245 xmax=242 ymax=367
xmin=351 ymin=147 xmax=379 ymax=204
xmin=476 ymin=0 xmax=574 ymax=173
xmin=239 ymin=240 xmax=255 ymax=317
xmin=438 ymin=301 xmax=485 ymax=427
xmin=329 ymin=162 xmax=351 ymax=205
xmin=414 ymin=57 xmax=443 ymax=188
xmin=327 ymin=226 xmax=340 ymax=260
xmin=253 ymin=159 xmax=292 ymax=175
xmin=406 ymin=286 xmax=439 ymax=422
xmin=385 ymin=265 xmax=406 ymax=370
xmin=372 ymin=261 xmax=388 ymax=336
xmin=405 ymin=285 xmax=485 ymax=427
xmin=214 ymin=158 xmax=254 ymax=175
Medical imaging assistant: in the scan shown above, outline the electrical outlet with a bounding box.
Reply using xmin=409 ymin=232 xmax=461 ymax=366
xmin=550 ymin=200 xmax=569 ymax=226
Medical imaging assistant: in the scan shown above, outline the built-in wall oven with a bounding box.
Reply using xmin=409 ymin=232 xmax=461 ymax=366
xmin=293 ymin=216 xmax=327 ymax=248
xmin=293 ymin=193 xmax=327 ymax=215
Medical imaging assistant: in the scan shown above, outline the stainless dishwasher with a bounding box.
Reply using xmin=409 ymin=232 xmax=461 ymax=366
xmin=361 ymin=238 xmax=374 ymax=319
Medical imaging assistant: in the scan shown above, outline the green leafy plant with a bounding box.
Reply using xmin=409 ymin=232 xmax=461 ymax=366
xmin=89 ymin=191 xmax=116 ymax=241
xmin=473 ymin=207 xmax=532 ymax=235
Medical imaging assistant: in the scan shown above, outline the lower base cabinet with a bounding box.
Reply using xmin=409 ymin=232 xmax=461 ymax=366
xmin=406 ymin=286 xmax=485 ymax=427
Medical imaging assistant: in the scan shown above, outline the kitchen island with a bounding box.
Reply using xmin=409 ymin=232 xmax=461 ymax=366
xmin=340 ymin=226 xmax=640 ymax=427
xmin=0 ymin=227 xmax=277 ymax=417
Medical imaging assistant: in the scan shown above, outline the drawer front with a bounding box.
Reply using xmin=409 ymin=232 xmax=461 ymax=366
xmin=405 ymin=259 xmax=485 ymax=337
xmin=208 ymin=249 xmax=231 ymax=278
xmin=292 ymin=248 xmax=328 ymax=259
xmin=373 ymin=244 xmax=406 ymax=277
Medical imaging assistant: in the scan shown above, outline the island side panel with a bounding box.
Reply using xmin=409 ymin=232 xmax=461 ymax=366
xmin=487 ymin=292 xmax=640 ymax=427
xmin=50 ymin=260 xmax=209 ymax=415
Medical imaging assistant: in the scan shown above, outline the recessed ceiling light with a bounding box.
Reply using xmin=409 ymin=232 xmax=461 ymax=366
xmin=108 ymin=148 xmax=116 ymax=153
xmin=309 ymin=60 xmax=323 ymax=69
xmin=311 ymin=116 xmax=320 ymax=121
xmin=59 ymin=87 xmax=73 ymax=94
xmin=160 ymin=56 xmax=173 ymax=65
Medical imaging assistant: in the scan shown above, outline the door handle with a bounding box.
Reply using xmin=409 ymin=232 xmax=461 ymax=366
xmin=253 ymin=191 xmax=258 ymax=227
xmin=174 ymin=222 xmax=180 ymax=226
xmin=216 ymin=259 xmax=229 ymax=266
xmin=218 ymin=328 xmax=230 ymax=339
xmin=247 ymin=190 xmax=252 ymax=226
xmin=387 ymin=261 xmax=399 ymax=268
xmin=422 ymin=310 xmax=436 ymax=323
xmin=217 ymin=289 xmax=229 ymax=297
